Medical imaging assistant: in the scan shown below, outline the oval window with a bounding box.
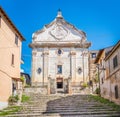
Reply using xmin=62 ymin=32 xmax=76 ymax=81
xmin=58 ymin=49 xmax=62 ymax=55
xmin=78 ymin=67 xmax=82 ymax=74
xmin=37 ymin=68 xmax=42 ymax=74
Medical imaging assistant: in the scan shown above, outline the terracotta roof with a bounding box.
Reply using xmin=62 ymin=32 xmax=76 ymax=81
xmin=0 ymin=6 xmax=25 ymax=41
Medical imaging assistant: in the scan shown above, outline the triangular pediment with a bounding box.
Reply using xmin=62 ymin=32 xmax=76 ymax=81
xmin=32 ymin=14 xmax=86 ymax=42
xmin=30 ymin=11 xmax=91 ymax=48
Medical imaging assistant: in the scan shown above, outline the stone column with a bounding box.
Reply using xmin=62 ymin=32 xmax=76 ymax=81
xmin=42 ymin=48 xmax=49 ymax=87
xmin=70 ymin=50 xmax=76 ymax=81
xmin=69 ymin=49 xmax=76 ymax=94
xmin=31 ymin=50 xmax=37 ymax=86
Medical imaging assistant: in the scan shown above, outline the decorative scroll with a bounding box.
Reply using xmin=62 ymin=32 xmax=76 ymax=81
xmin=50 ymin=24 xmax=68 ymax=40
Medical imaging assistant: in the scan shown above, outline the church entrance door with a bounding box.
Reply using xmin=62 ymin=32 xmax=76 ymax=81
xmin=56 ymin=78 xmax=64 ymax=93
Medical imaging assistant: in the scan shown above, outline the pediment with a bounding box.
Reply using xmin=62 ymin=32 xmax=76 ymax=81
xmin=32 ymin=18 xmax=86 ymax=42
xmin=30 ymin=11 xmax=91 ymax=49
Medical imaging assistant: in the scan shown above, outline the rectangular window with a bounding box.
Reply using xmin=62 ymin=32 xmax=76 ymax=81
xmin=91 ymin=53 xmax=96 ymax=58
xmin=113 ymin=55 xmax=118 ymax=69
xmin=15 ymin=34 xmax=18 ymax=45
xmin=11 ymin=54 xmax=14 ymax=65
xmin=57 ymin=65 xmax=62 ymax=74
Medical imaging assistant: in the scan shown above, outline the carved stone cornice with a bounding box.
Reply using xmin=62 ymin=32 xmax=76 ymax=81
xmin=29 ymin=42 xmax=91 ymax=48
xmin=42 ymin=51 xmax=49 ymax=55
xmin=69 ymin=51 xmax=76 ymax=55
xmin=49 ymin=24 xmax=68 ymax=40
xmin=32 ymin=51 xmax=37 ymax=56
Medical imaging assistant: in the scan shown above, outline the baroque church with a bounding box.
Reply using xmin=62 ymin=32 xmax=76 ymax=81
xmin=29 ymin=10 xmax=91 ymax=94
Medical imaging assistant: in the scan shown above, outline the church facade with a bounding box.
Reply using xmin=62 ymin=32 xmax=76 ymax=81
xmin=29 ymin=11 xmax=91 ymax=94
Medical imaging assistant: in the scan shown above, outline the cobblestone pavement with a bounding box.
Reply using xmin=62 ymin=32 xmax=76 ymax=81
xmin=4 ymin=93 xmax=120 ymax=117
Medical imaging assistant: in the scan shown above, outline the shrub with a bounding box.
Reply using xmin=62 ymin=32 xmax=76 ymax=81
xmin=20 ymin=76 xmax=25 ymax=83
xmin=95 ymin=88 xmax=100 ymax=94
xmin=82 ymin=82 xmax=88 ymax=88
xmin=8 ymin=95 xmax=19 ymax=103
xmin=21 ymin=95 xmax=30 ymax=102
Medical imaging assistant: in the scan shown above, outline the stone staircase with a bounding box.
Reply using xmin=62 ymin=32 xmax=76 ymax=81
xmin=4 ymin=93 xmax=120 ymax=117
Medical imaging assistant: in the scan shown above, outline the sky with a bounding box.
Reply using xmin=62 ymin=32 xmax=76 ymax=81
xmin=0 ymin=0 xmax=120 ymax=75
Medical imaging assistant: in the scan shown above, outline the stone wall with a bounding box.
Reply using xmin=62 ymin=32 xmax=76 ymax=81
xmin=101 ymin=44 xmax=120 ymax=105
xmin=24 ymin=87 xmax=48 ymax=95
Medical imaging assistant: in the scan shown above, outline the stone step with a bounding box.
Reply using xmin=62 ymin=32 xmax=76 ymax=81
xmin=5 ymin=112 xmax=120 ymax=117
xmin=47 ymin=108 xmax=114 ymax=111
xmin=43 ymin=111 xmax=120 ymax=115
xmin=4 ymin=113 xmax=120 ymax=117
xmin=13 ymin=109 xmax=116 ymax=114
xmin=46 ymin=105 xmax=112 ymax=108
xmin=4 ymin=93 xmax=120 ymax=117
xmin=61 ymin=114 xmax=120 ymax=117
xmin=20 ymin=106 xmax=112 ymax=110
xmin=4 ymin=113 xmax=61 ymax=117
xmin=12 ymin=109 xmax=120 ymax=115
xmin=19 ymin=107 xmax=114 ymax=111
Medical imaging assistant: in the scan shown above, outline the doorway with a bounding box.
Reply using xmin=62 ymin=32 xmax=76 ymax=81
xmin=57 ymin=78 xmax=63 ymax=89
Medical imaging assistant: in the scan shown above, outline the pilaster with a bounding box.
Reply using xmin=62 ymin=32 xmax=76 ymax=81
xmin=69 ymin=49 xmax=76 ymax=82
xmin=31 ymin=50 xmax=37 ymax=84
xmin=42 ymin=48 xmax=49 ymax=85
